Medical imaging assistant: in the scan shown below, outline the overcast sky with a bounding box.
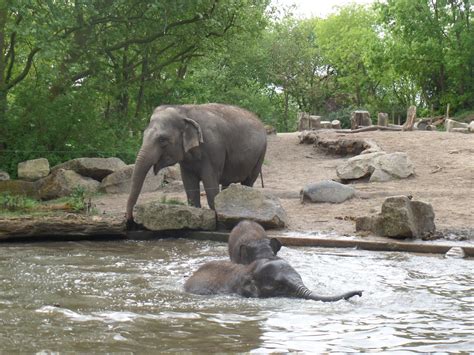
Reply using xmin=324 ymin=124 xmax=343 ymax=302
xmin=271 ymin=0 xmax=376 ymax=18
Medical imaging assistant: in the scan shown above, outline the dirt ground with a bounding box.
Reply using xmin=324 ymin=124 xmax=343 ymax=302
xmin=94 ymin=130 xmax=474 ymax=238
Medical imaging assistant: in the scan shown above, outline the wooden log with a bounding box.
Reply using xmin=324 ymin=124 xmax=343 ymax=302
xmin=403 ymin=105 xmax=417 ymax=131
xmin=335 ymin=125 xmax=403 ymax=133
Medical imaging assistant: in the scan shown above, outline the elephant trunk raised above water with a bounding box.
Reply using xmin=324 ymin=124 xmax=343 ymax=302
xmin=184 ymin=259 xmax=363 ymax=302
xmin=126 ymin=104 xmax=267 ymax=223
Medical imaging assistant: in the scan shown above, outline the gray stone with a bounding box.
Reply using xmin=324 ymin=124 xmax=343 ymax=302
xmin=17 ymin=158 xmax=50 ymax=181
xmin=300 ymin=180 xmax=355 ymax=203
xmin=37 ymin=168 xmax=100 ymax=200
xmin=450 ymin=128 xmax=470 ymax=134
xmin=320 ymin=121 xmax=333 ymax=129
xmin=134 ymin=202 xmax=216 ymax=231
xmin=99 ymin=164 xmax=180 ymax=194
xmin=0 ymin=170 xmax=10 ymax=181
xmin=469 ymin=121 xmax=474 ymax=132
xmin=356 ymin=195 xmax=435 ymax=239
xmin=369 ymin=152 xmax=414 ymax=182
xmin=336 ymin=152 xmax=385 ymax=180
xmin=337 ymin=152 xmax=414 ymax=182
xmin=445 ymin=247 xmax=466 ymax=259
xmin=445 ymin=118 xmax=469 ymax=132
xmin=215 ymin=184 xmax=287 ymax=229
xmin=0 ymin=180 xmax=40 ymax=199
xmin=52 ymin=157 xmax=126 ymax=181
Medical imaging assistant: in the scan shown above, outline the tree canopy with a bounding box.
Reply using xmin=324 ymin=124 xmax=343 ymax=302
xmin=1 ymin=0 xmax=473 ymax=174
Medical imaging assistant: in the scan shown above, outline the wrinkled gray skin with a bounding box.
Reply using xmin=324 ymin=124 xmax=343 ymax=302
xmin=228 ymin=220 xmax=282 ymax=264
xmin=184 ymin=259 xmax=363 ymax=302
xmin=126 ymin=104 xmax=267 ymax=222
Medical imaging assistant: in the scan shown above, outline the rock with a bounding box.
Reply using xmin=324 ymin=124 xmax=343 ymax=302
xmin=300 ymin=180 xmax=355 ymax=203
xmin=331 ymin=120 xmax=341 ymax=129
xmin=336 ymin=152 xmax=385 ymax=180
xmin=307 ymin=133 xmax=380 ymax=155
xmin=17 ymin=158 xmax=50 ymax=181
xmin=99 ymin=164 xmax=180 ymax=194
xmin=51 ymin=157 xmax=126 ymax=181
xmin=37 ymin=168 xmax=100 ymax=200
xmin=297 ymin=112 xmax=321 ymax=131
xmin=369 ymin=152 xmax=414 ymax=182
xmin=445 ymin=118 xmax=469 ymax=132
xmin=356 ymin=195 xmax=436 ymax=239
xmin=469 ymin=121 xmax=474 ymax=132
xmin=337 ymin=152 xmax=414 ymax=182
xmin=0 ymin=170 xmax=10 ymax=181
xmin=134 ymin=202 xmax=216 ymax=231
xmin=0 ymin=180 xmax=40 ymax=199
xmin=445 ymin=247 xmax=466 ymax=259
xmin=350 ymin=110 xmax=371 ymax=129
xmin=377 ymin=112 xmax=388 ymax=126
xmin=215 ymin=184 xmax=287 ymax=229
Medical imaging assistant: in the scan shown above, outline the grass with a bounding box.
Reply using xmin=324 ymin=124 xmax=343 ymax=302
xmin=0 ymin=186 xmax=97 ymax=217
xmin=159 ymin=195 xmax=186 ymax=206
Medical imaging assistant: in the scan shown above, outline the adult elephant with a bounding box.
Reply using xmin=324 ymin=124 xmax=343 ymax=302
xmin=184 ymin=258 xmax=363 ymax=302
xmin=126 ymin=104 xmax=267 ymax=223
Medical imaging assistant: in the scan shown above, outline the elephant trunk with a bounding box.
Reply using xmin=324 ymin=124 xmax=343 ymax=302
xmin=295 ymin=284 xmax=362 ymax=302
xmin=126 ymin=147 xmax=157 ymax=221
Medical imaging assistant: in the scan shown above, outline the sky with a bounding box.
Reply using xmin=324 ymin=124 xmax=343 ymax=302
xmin=271 ymin=0 xmax=376 ymax=18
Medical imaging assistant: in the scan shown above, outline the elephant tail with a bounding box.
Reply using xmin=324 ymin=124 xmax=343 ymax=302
xmin=260 ymin=170 xmax=264 ymax=188
xmin=295 ymin=285 xmax=363 ymax=302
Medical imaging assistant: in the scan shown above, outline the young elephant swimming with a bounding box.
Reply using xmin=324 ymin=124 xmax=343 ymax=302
xmin=228 ymin=220 xmax=282 ymax=264
xmin=184 ymin=258 xmax=363 ymax=302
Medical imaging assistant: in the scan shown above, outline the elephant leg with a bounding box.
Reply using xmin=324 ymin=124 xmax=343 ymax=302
xmin=242 ymin=151 xmax=265 ymax=187
xmin=201 ymin=171 xmax=220 ymax=210
xmin=181 ymin=168 xmax=201 ymax=208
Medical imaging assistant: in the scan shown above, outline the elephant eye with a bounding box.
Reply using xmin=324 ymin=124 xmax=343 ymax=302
xmin=157 ymin=135 xmax=169 ymax=145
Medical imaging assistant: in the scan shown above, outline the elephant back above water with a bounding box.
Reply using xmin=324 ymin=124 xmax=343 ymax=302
xmin=228 ymin=220 xmax=282 ymax=264
xmin=126 ymin=104 xmax=267 ymax=222
xmin=184 ymin=258 xmax=363 ymax=302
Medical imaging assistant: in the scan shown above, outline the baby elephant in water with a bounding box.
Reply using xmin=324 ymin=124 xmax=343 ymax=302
xmin=228 ymin=220 xmax=282 ymax=264
xmin=184 ymin=258 xmax=363 ymax=302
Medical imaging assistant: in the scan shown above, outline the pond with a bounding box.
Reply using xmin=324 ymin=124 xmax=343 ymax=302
xmin=0 ymin=239 xmax=473 ymax=352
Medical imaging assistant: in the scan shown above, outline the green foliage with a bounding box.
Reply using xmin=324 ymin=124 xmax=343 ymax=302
xmin=159 ymin=196 xmax=186 ymax=206
xmin=0 ymin=192 xmax=38 ymax=212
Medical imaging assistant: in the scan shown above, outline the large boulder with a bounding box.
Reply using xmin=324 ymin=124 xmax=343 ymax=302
xmin=37 ymin=168 xmax=100 ymax=200
xmin=369 ymin=152 xmax=415 ymax=182
xmin=51 ymin=157 xmax=126 ymax=181
xmin=134 ymin=202 xmax=216 ymax=231
xmin=0 ymin=180 xmax=40 ymax=198
xmin=17 ymin=158 xmax=50 ymax=181
xmin=356 ymin=195 xmax=435 ymax=239
xmin=336 ymin=152 xmax=414 ymax=182
xmin=0 ymin=170 xmax=10 ymax=181
xmin=336 ymin=152 xmax=385 ymax=180
xmin=215 ymin=184 xmax=287 ymax=229
xmin=300 ymin=180 xmax=355 ymax=203
xmin=469 ymin=121 xmax=474 ymax=132
xmin=99 ymin=164 xmax=180 ymax=194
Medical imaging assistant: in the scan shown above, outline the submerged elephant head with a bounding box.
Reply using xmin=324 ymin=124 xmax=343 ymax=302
xmin=126 ymin=107 xmax=203 ymax=221
xmin=251 ymin=258 xmax=362 ymax=302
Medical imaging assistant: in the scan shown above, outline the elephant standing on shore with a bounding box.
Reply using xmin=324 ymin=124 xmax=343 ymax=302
xmin=126 ymin=104 xmax=267 ymax=224
xmin=184 ymin=258 xmax=363 ymax=302
xmin=228 ymin=220 xmax=282 ymax=264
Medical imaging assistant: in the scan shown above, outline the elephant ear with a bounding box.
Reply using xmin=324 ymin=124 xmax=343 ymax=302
xmin=183 ymin=117 xmax=204 ymax=153
xmin=269 ymin=238 xmax=282 ymax=255
xmin=239 ymin=245 xmax=253 ymax=264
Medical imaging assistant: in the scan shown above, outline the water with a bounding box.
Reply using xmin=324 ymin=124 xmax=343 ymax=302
xmin=0 ymin=239 xmax=472 ymax=352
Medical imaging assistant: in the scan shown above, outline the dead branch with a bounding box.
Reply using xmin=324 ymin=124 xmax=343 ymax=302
xmin=335 ymin=125 xmax=403 ymax=134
